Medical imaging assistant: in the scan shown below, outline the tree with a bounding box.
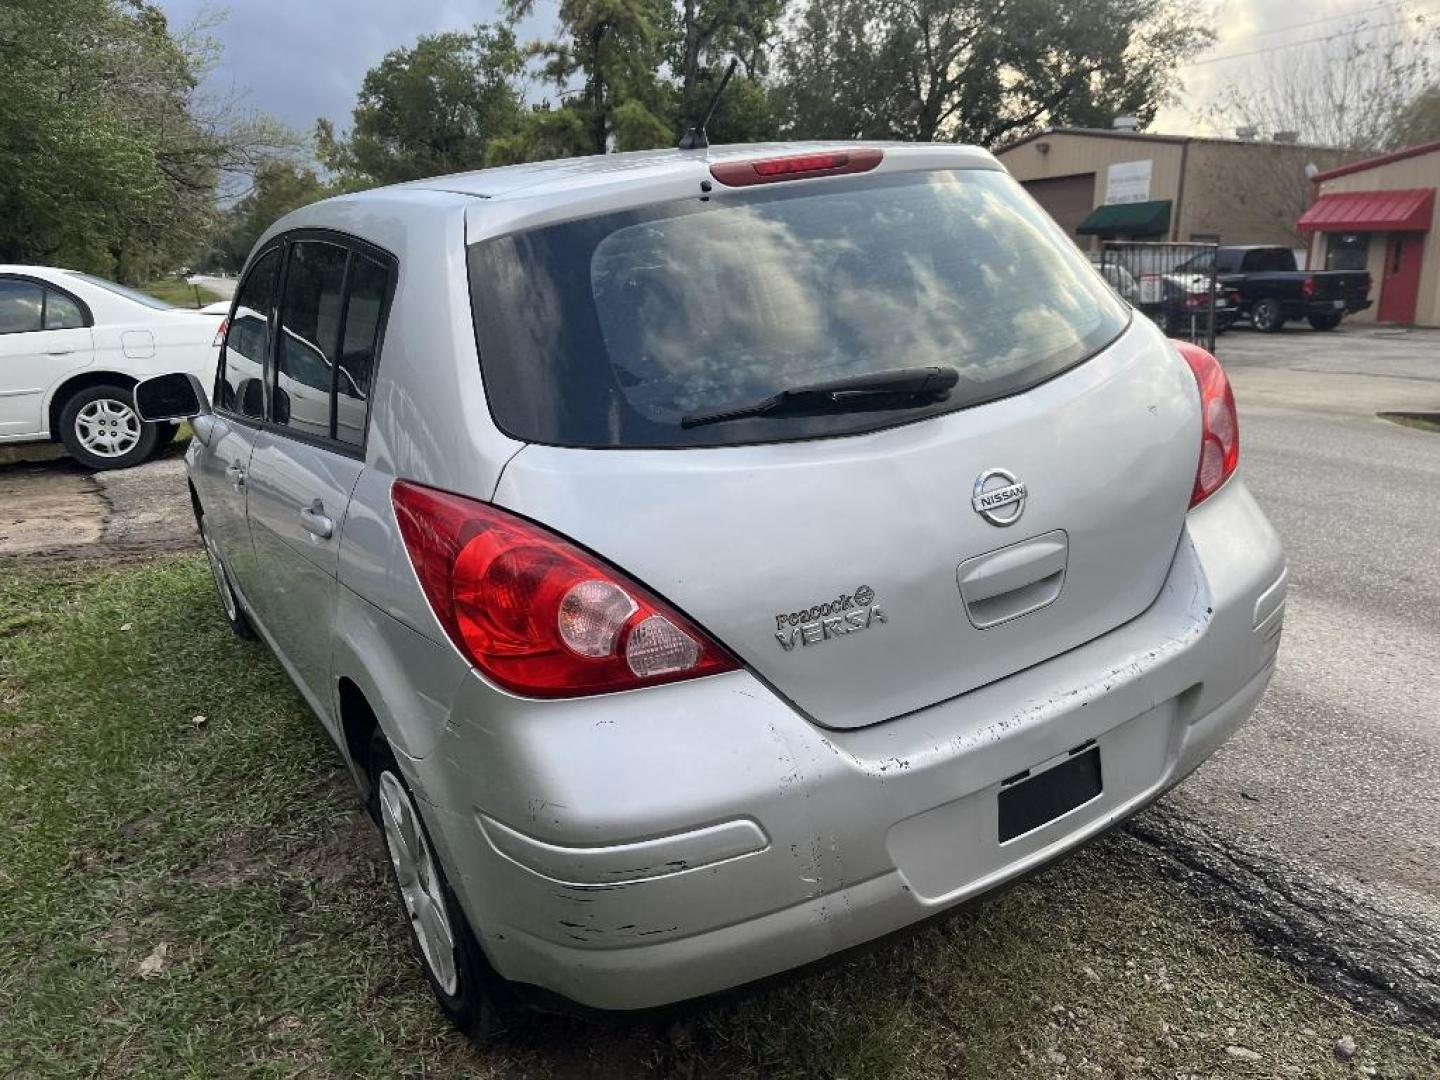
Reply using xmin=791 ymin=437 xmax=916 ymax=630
xmin=771 ymin=0 xmax=1212 ymax=145
xmin=1205 ymin=13 xmax=1440 ymax=151
xmin=498 ymin=0 xmax=674 ymax=161
xmin=211 ymin=161 xmax=333 ymax=271
xmin=673 ymin=0 xmax=784 ymax=142
xmin=0 ymin=0 xmax=291 ymax=280
xmin=316 ymin=25 xmax=526 ymax=187
xmin=1392 ymin=83 xmax=1440 ymax=147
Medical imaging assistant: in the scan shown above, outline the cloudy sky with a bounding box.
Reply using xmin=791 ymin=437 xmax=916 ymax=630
xmin=154 ymin=0 xmax=1413 ymax=146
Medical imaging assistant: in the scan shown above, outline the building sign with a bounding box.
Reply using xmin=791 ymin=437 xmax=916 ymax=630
xmin=1105 ymin=160 xmax=1153 ymax=205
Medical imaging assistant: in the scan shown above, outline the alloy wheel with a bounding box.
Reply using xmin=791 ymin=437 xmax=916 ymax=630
xmin=378 ymin=770 xmax=459 ymax=995
xmin=74 ymin=397 xmax=141 ymax=458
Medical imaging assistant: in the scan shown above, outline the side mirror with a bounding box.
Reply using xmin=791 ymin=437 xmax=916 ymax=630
xmin=134 ymin=372 xmax=210 ymax=422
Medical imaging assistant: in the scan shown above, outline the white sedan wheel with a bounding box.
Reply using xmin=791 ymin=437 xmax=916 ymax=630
xmin=74 ymin=397 xmax=142 ymax=458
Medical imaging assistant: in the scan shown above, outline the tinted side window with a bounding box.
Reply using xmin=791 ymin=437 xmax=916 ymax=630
xmin=44 ymin=290 xmax=86 ymax=330
xmin=221 ymin=250 xmax=280 ymax=420
xmin=0 ymin=279 xmax=44 ymax=334
xmin=275 ymin=242 xmax=348 ymax=440
xmin=334 ymin=254 xmax=387 ymax=447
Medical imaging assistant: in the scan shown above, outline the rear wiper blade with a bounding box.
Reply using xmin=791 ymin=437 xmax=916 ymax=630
xmin=680 ymin=365 xmax=961 ymax=429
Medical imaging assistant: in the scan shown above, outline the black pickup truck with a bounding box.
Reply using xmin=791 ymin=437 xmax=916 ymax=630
xmin=1176 ymin=246 xmax=1372 ymax=332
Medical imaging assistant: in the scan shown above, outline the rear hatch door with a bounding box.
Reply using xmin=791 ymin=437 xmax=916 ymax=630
xmin=473 ymin=162 xmax=1202 ymax=729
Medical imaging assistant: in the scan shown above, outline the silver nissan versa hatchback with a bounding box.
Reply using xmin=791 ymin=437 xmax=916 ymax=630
xmin=136 ymin=142 xmax=1286 ymax=1036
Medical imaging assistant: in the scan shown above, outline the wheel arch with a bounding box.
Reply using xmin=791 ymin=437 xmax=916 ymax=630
xmin=337 ymin=676 xmax=382 ymax=805
xmin=47 ymin=371 xmax=139 ymax=441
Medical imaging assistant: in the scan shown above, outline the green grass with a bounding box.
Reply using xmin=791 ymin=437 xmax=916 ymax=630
xmin=1 ymin=555 xmax=1437 ymax=1078
xmin=139 ymin=278 xmax=223 ymax=308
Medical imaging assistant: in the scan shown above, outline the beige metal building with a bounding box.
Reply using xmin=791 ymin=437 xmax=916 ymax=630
xmin=996 ymin=127 xmax=1357 ymax=251
xmin=1299 ymin=140 xmax=1440 ymax=327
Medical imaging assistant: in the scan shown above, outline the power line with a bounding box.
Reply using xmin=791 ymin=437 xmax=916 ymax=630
xmin=1205 ymin=0 xmax=1433 ymax=48
xmin=1179 ymin=10 xmax=1435 ymax=69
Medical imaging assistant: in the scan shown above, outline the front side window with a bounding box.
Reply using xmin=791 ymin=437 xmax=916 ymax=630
xmin=0 ymin=279 xmax=44 ymax=334
xmin=275 ymin=241 xmax=349 ymax=440
xmin=220 ymin=249 xmax=280 ymax=420
xmin=468 ymin=169 xmax=1130 ymax=449
xmin=44 ymin=290 xmax=86 ymax=330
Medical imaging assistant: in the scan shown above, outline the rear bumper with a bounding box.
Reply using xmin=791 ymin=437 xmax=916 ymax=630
xmin=1288 ymin=298 xmax=1370 ymax=318
xmin=411 ymin=478 xmax=1285 ymax=1010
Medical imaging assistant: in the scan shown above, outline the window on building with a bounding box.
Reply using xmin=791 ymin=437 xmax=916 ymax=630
xmin=1326 ymin=232 xmax=1370 ymax=272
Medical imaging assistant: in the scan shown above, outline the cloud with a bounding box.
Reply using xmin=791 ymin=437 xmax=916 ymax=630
xmin=156 ymin=0 xmax=549 ymax=138
xmin=1153 ymin=0 xmax=1416 ymax=135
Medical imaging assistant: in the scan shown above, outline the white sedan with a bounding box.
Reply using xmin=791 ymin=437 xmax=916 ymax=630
xmin=0 ymin=266 xmax=223 ymax=469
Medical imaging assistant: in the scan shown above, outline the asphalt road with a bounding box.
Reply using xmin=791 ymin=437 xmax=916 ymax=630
xmin=1133 ymin=322 xmax=1440 ymax=1028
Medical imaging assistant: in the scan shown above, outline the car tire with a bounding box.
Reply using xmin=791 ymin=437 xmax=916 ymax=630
xmin=58 ymin=384 xmax=159 ymax=470
xmin=1251 ymin=298 xmax=1285 ymax=333
xmin=155 ymin=422 xmax=180 ymax=448
xmin=1307 ymin=312 xmax=1343 ymax=331
xmin=200 ymin=515 xmax=256 ymax=639
xmin=369 ymin=733 xmax=509 ymax=1042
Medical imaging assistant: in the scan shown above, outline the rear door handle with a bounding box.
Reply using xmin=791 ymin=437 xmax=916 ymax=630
xmin=299 ymin=499 xmax=334 ymax=540
xmin=225 ymin=461 xmax=246 ymax=488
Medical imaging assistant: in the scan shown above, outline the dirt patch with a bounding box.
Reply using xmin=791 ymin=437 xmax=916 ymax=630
xmin=0 ymin=462 xmax=104 ymax=554
xmin=0 ymin=445 xmax=198 ymax=561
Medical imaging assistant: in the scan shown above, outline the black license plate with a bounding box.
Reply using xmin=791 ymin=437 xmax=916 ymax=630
xmin=998 ymin=745 xmax=1102 ymax=843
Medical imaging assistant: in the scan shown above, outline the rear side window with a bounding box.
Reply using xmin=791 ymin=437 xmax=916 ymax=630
xmin=0 ymin=279 xmax=44 ymax=334
xmin=1241 ymin=249 xmax=1296 ymax=273
xmin=275 ymin=241 xmax=349 ymax=441
xmin=468 ymin=169 xmax=1130 ymax=448
xmin=220 ymin=249 xmax=280 ymax=420
xmin=334 ymin=254 xmax=387 ymax=447
xmin=44 ymin=290 xmax=86 ymax=329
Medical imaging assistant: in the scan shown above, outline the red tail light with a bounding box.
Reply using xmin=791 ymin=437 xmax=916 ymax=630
xmin=711 ymin=149 xmax=883 ymax=187
xmin=1174 ymin=342 xmax=1239 ymax=507
xmin=391 ymin=481 xmax=739 ymax=698
xmin=1228 ymin=290 xmax=1242 ymax=306
xmin=1301 ymin=276 xmax=1315 ymax=297
xmin=212 ymin=317 xmax=228 ymax=348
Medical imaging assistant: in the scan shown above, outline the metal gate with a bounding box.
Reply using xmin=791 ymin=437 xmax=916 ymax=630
xmin=1098 ymin=242 xmax=1226 ymax=352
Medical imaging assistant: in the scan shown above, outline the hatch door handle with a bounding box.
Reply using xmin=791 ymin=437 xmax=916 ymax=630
xmin=299 ymin=499 xmax=334 ymax=540
xmin=957 ymin=530 xmax=1068 ymax=629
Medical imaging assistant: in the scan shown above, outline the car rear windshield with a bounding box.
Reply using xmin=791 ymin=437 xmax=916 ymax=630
xmin=468 ymin=168 xmax=1130 ymax=448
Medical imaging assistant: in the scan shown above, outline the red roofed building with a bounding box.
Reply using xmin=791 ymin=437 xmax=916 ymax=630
xmin=1301 ymin=140 xmax=1440 ymax=326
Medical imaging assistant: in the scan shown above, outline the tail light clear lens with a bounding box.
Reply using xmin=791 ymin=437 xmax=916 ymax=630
xmin=1174 ymin=342 xmax=1239 ymax=507
xmin=212 ymin=317 xmax=228 ymax=348
xmin=391 ymin=481 xmax=739 ymax=698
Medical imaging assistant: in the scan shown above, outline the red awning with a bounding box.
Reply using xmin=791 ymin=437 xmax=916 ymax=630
xmin=1298 ymin=188 xmax=1434 ymax=232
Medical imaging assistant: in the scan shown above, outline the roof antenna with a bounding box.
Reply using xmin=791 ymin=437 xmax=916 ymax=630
xmin=678 ymin=57 xmax=739 ymax=151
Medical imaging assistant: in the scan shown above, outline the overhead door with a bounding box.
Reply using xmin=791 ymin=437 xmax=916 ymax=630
xmin=1022 ymin=173 xmax=1097 ymax=248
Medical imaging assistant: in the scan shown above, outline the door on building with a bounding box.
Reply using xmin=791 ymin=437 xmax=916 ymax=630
xmin=1021 ymin=173 xmax=1097 ymax=247
xmin=1377 ymin=233 xmax=1423 ymax=323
